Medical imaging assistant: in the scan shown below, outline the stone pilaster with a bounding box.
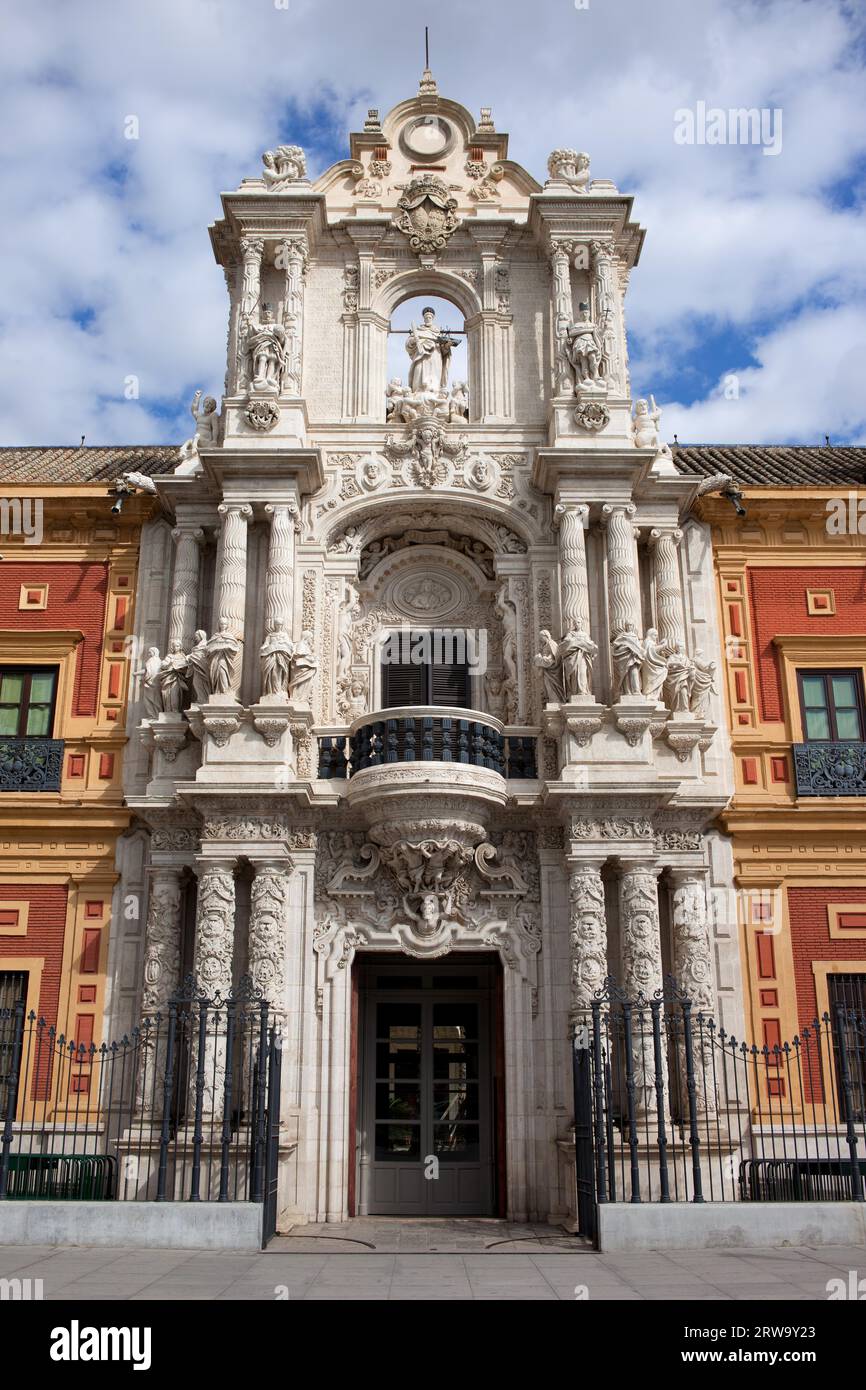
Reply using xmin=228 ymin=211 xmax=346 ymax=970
xmin=549 ymin=238 xmax=575 ymax=394
xmin=277 ymin=235 xmax=308 ymax=396
xmin=617 ymin=859 xmax=664 ymax=1113
xmin=602 ymin=503 xmax=641 ymax=637
xmin=248 ymin=859 xmax=293 ymax=1009
xmin=141 ymin=867 xmax=184 ymax=1014
xmin=263 ymin=504 xmax=297 ymax=633
xmin=567 ymin=858 xmax=607 ymax=1022
xmin=649 ymin=527 xmax=685 ymax=648
xmin=167 ymin=525 xmax=204 ymax=651
xmin=669 ymin=869 xmax=715 ymax=1014
xmin=669 ymin=868 xmax=717 ymax=1113
xmin=136 ymin=866 xmax=184 ymax=1117
xmin=590 ymin=239 xmax=623 ymax=393
xmin=193 ymin=859 xmax=237 ymax=998
xmin=237 ymin=236 xmax=264 ymax=391
xmin=555 ymin=503 xmax=590 ymax=633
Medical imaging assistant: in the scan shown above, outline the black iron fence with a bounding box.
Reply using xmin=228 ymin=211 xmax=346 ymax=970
xmin=572 ymin=979 xmax=866 ymax=1236
xmin=0 ymin=977 xmax=280 ymax=1209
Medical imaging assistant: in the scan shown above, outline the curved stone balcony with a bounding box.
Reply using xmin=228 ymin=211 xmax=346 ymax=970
xmin=317 ymin=707 xmax=537 ymax=781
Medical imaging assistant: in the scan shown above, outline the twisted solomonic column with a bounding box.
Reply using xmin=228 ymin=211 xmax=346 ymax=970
xmin=601 ymin=503 xmax=641 ymax=637
xmin=568 ymin=859 xmax=608 ymax=1023
xmin=216 ymin=503 xmax=252 ymax=634
xmin=649 ymin=527 xmax=685 ymax=649
xmin=556 ymin=503 xmax=591 ymax=633
xmin=263 ymin=504 xmax=297 ymax=634
xmin=168 ymin=525 xmax=205 ymax=652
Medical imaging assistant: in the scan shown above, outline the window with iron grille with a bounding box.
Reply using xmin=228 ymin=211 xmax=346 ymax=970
xmin=0 ymin=668 xmax=58 ymax=738
xmin=797 ymin=670 xmax=865 ymax=743
xmin=828 ymin=973 xmax=866 ymax=1123
xmin=0 ymin=970 xmax=28 ymax=1116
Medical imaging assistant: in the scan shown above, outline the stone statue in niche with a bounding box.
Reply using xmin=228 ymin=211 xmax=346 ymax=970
xmin=260 ymin=621 xmax=294 ymax=698
xmin=640 ymin=627 xmax=673 ymax=703
xmin=206 ymin=618 xmax=243 ymax=697
xmin=405 ymin=307 xmax=460 ymax=395
xmin=689 ymin=651 xmax=717 ymax=719
xmin=336 ymin=583 xmax=360 ymax=689
xmin=262 ymin=145 xmax=307 ymax=188
xmin=137 ymin=647 xmax=163 ymax=720
xmin=495 ymin=585 xmax=520 ymax=717
xmin=566 ymin=304 xmax=603 ymax=385
xmin=177 ymin=391 xmax=218 ymax=473
xmin=245 ymin=307 xmax=287 ymax=394
xmin=187 ymin=630 xmax=212 ymax=705
xmin=288 ymin=630 xmax=317 ymax=702
xmin=611 ymin=625 xmax=646 ymax=699
xmin=158 ymin=641 xmax=189 ymax=714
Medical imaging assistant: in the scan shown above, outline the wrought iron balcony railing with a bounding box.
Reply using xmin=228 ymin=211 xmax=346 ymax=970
xmin=0 ymin=739 xmax=64 ymax=793
xmin=317 ymin=708 xmax=538 ymax=780
xmin=793 ymin=741 xmax=866 ymax=797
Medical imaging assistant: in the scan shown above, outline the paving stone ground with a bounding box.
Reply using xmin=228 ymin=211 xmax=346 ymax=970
xmin=0 ymin=1220 xmax=862 ymax=1300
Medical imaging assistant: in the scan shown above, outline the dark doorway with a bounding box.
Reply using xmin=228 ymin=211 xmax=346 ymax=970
xmin=357 ymin=954 xmax=499 ymax=1216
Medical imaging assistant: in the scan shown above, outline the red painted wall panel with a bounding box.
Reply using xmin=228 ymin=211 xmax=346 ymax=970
xmin=747 ymin=567 xmax=866 ymax=722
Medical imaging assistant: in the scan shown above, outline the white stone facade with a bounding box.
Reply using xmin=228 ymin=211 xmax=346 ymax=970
xmin=114 ymin=74 xmax=741 ymax=1226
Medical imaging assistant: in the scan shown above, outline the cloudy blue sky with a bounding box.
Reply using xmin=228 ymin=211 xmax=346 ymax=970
xmin=2 ymin=0 xmax=865 ymax=446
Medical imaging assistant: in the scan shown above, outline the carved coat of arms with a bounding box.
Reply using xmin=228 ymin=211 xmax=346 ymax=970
xmin=393 ymin=174 xmax=459 ymax=255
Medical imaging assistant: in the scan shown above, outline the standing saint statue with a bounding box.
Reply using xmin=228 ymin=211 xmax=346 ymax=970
xmin=405 ymin=307 xmax=460 ymax=395
xmin=260 ymin=621 xmax=294 ymax=698
xmin=158 ymin=641 xmax=189 ymax=714
xmin=245 ymin=306 xmax=287 ymax=393
xmin=611 ymin=625 xmax=645 ymax=700
xmin=206 ymin=618 xmax=243 ymax=697
xmin=187 ymin=629 xmax=211 ymax=705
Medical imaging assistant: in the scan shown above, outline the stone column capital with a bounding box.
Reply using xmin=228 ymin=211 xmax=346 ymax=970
xmin=649 ymin=525 xmax=683 ymax=547
xmin=171 ymin=523 xmax=206 ymax=544
xmin=615 ymin=856 xmax=662 ymax=878
xmin=601 ymin=501 xmax=636 ymax=523
xmin=554 ymin=501 xmax=589 ymax=528
xmin=264 ymin=501 xmax=301 ymax=529
xmin=249 ymin=855 xmax=295 ymax=878
xmin=666 ymin=864 xmax=709 ymax=887
xmin=217 ymin=502 xmax=253 ymax=522
xmin=194 ymin=854 xmax=239 ymax=876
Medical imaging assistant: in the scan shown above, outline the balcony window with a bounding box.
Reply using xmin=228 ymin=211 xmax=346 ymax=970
xmin=380 ymin=631 xmax=470 ymax=709
xmin=0 ymin=667 xmax=62 ymax=792
xmin=0 ymin=668 xmax=58 ymax=738
xmin=797 ymin=670 xmax=864 ymax=743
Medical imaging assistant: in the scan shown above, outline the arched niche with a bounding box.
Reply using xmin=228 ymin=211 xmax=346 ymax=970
xmin=342 ymin=270 xmax=486 ymax=425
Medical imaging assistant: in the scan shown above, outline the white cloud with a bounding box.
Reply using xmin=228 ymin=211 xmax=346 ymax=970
xmin=0 ymin=0 xmax=864 ymax=445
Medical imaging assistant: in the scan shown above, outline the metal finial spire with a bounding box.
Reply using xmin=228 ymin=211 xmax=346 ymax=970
xmin=419 ymin=25 xmax=437 ymax=94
